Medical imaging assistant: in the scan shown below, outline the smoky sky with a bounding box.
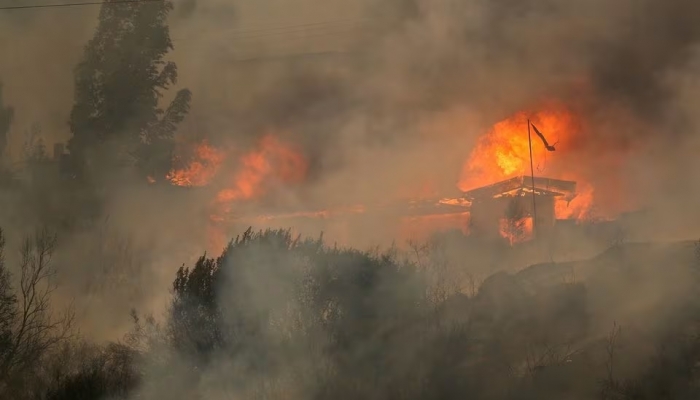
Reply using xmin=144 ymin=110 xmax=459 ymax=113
xmin=2 ymin=0 xmax=700 ymax=344
xmin=2 ymin=0 xmax=699 ymax=142
xmin=3 ymin=0 xmax=700 ymax=206
xmin=582 ymin=0 xmax=700 ymax=123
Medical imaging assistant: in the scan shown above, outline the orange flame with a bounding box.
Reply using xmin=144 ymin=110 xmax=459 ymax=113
xmin=555 ymin=181 xmax=594 ymax=220
xmin=167 ymin=141 xmax=226 ymax=187
xmin=215 ymin=135 xmax=308 ymax=205
xmin=212 ymin=134 xmax=307 ymax=252
xmin=459 ymin=108 xmax=576 ymax=190
xmin=165 ymin=133 xmax=308 ymax=253
xmin=459 ymin=106 xmax=595 ymax=223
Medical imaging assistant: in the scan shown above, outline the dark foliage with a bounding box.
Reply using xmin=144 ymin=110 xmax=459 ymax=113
xmin=45 ymin=343 xmax=139 ymax=400
xmin=163 ymin=228 xmax=598 ymax=400
xmin=68 ymin=0 xmax=191 ymax=180
xmin=2 ymin=229 xmax=699 ymax=400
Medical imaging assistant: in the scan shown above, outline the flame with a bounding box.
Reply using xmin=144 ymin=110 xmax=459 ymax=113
xmin=459 ymin=107 xmax=595 ymax=224
xmin=459 ymin=108 xmax=577 ymax=190
xmin=164 ymin=133 xmax=308 ymax=253
xmin=210 ymin=134 xmax=307 ymax=251
xmin=165 ymin=103 xmax=627 ymax=250
xmin=167 ymin=135 xmax=306 ymax=200
xmin=215 ymin=135 xmax=308 ymax=205
xmin=555 ymin=181 xmax=594 ymax=220
xmin=167 ymin=141 xmax=225 ymax=187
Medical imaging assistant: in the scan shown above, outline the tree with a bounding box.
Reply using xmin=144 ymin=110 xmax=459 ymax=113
xmin=0 ymin=228 xmax=74 ymax=395
xmin=0 ymin=231 xmax=17 ymax=360
xmin=68 ymin=0 xmax=191 ymax=180
xmin=44 ymin=342 xmax=139 ymax=400
xmin=163 ymin=228 xmax=432 ymax=399
xmin=0 ymin=83 xmax=14 ymax=160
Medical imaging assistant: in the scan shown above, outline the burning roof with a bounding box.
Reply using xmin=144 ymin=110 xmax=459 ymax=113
xmin=463 ymin=175 xmax=577 ymax=202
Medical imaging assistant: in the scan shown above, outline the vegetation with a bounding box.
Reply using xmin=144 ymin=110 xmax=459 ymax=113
xmin=0 ymin=223 xmax=694 ymax=400
xmin=68 ymin=0 xmax=191 ymax=181
xmin=0 ymin=229 xmax=74 ymax=398
xmin=1 ymin=1 xmax=699 ymax=399
xmin=2 ymin=0 xmax=193 ymax=234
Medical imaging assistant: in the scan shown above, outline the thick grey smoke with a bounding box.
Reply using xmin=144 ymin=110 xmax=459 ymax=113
xmin=4 ymin=0 xmax=700 ymax=197
xmin=1 ymin=0 xmax=700 ymax=342
xmin=160 ymin=0 xmax=700 ymax=223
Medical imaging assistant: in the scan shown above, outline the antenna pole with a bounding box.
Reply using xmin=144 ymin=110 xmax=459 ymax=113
xmin=528 ymin=119 xmax=538 ymax=238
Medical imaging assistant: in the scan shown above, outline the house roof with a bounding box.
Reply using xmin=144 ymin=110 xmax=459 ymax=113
xmin=462 ymin=176 xmax=577 ymax=201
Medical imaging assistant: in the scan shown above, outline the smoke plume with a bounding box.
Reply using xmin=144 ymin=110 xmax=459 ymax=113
xmin=1 ymin=0 xmax=700 ymax=348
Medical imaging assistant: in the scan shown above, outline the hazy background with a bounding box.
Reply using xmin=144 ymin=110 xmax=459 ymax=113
xmin=3 ymin=0 xmax=700 ymax=206
xmin=2 ymin=0 xmax=700 ymax=342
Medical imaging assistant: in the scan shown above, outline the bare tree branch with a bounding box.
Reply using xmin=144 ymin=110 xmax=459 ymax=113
xmin=0 ymin=228 xmax=75 ymax=381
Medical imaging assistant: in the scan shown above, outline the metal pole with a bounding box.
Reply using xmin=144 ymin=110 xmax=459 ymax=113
xmin=528 ymin=119 xmax=538 ymax=238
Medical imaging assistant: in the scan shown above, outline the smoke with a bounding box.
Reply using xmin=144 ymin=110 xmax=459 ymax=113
xmin=3 ymin=0 xmax=700 ymax=201
xmin=160 ymin=0 xmax=700 ymax=231
xmin=0 ymin=7 xmax=97 ymax=159
xmin=0 ymin=0 xmax=700 ymax=354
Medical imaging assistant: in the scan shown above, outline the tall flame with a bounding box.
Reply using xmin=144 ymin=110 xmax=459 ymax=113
xmin=459 ymin=109 xmax=575 ymax=190
xmin=459 ymin=107 xmax=595 ymax=222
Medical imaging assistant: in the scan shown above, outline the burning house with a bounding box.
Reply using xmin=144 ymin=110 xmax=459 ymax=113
xmin=463 ymin=175 xmax=577 ymax=243
xmin=162 ymin=107 xmax=633 ymax=250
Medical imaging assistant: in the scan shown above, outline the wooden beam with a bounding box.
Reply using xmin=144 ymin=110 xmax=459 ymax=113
xmin=463 ymin=175 xmax=577 ymax=200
